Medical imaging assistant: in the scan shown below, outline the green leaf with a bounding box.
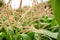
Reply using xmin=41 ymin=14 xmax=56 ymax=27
xmin=27 ymin=32 xmax=35 ymax=40
xmin=1 ymin=27 xmax=14 ymax=40
xmin=15 ymin=34 xmax=22 ymax=40
xmin=38 ymin=29 xmax=58 ymax=39
xmin=50 ymin=0 xmax=60 ymax=40
xmin=34 ymin=32 xmax=41 ymax=40
xmin=21 ymin=34 xmax=32 ymax=40
xmin=0 ymin=32 xmax=6 ymax=40
xmin=0 ymin=32 xmax=6 ymax=37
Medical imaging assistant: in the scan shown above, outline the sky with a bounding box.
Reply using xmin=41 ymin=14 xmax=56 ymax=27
xmin=4 ymin=0 xmax=49 ymax=9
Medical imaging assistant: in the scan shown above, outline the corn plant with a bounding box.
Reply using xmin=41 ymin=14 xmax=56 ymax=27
xmin=0 ymin=0 xmax=60 ymax=40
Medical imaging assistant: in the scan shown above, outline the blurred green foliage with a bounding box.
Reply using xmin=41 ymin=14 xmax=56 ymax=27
xmin=0 ymin=0 xmax=3 ymax=7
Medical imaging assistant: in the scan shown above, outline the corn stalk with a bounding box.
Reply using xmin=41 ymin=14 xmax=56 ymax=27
xmin=19 ymin=0 xmax=22 ymax=9
xmin=50 ymin=0 xmax=60 ymax=40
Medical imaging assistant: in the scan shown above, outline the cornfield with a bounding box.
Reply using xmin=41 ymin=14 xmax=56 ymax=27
xmin=0 ymin=0 xmax=60 ymax=40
